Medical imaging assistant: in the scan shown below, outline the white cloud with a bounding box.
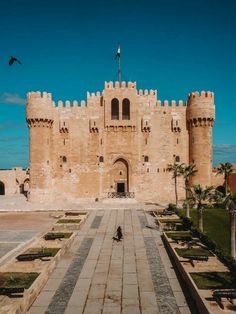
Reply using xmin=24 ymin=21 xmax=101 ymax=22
xmin=0 ymin=93 xmax=25 ymax=105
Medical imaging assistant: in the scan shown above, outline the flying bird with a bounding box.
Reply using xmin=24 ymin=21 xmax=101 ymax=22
xmin=8 ymin=56 xmax=22 ymax=66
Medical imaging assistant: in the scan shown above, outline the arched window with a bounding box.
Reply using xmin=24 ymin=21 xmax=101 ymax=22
xmin=0 ymin=181 xmax=5 ymax=195
xmin=111 ymin=98 xmax=119 ymax=120
xmin=144 ymin=156 xmax=149 ymax=162
xmin=122 ymin=98 xmax=130 ymax=120
xmin=62 ymin=156 xmax=67 ymax=163
xmin=175 ymin=156 xmax=180 ymax=162
xmin=99 ymin=156 xmax=104 ymax=163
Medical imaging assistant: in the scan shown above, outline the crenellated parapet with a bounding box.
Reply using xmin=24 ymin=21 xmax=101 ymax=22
xmin=26 ymin=91 xmax=54 ymax=128
xmin=156 ymin=100 xmax=186 ymax=107
xmin=187 ymin=90 xmax=215 ymax=125
xmin=137 ymin=89 xmax=157 ymax=97
xmin=27 ymin=91 xmax=52 ymax=100
xmin=104 ymin=81 xmax=137 ymax=89
xmin=87 ymin=91 xmax=101 ymax=99
xmin=188 ymin=90 xmax=214 ymax=100
xmin=57 ymin=100 xmax=84 ymax=109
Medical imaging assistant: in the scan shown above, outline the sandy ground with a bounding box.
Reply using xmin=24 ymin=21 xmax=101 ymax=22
xmin=0 ymin=211 xmax=62 ymax=231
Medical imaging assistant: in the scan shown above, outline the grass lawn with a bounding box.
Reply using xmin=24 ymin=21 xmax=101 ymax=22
xmin=175 ymin=248 xmax=213 ymax=257
xmin=26 ymin=247 xmax=60 ymax=257
xmin=57 ymin=219 xmax=81 ymax=224
xmin=0 ymin=272 xmax=39 ymax=288
xmin=181 ymin=208 xmax=230 ymax=255
xmin=65 ymin=212 xmax=87 ymax=216
xmin=159 ymin=219 xmax=182 ymax=223
xmin=190 ymin=272 xmax=236 ymax=290
xmin=165 ymin=231 xmax=191 ymax=238
xmin=44 ymin=232 xmax=72 ymax=239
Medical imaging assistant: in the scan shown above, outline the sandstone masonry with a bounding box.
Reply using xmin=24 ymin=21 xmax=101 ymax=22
xmin=26 ymin=81 xmax=215 ymax=203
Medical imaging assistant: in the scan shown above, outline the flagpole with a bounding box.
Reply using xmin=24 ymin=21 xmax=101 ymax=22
xmin=118 ymin=52 xmax=121 ymax=83
xmin=115 ymin=45 xmax=121 ymax=83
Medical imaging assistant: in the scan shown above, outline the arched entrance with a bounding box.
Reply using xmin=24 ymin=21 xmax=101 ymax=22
xmin=0 ymin=181 xmax=5 ymax=195
xmin=111 ymin=158 xmax=129 ymax=193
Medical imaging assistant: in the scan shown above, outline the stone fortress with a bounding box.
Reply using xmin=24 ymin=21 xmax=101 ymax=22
xmin=25 ymin=81 xmax=216 ymax=203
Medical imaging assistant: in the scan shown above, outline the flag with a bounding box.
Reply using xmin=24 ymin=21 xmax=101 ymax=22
xmin=115 ymin=45 xmax=121 ymax=59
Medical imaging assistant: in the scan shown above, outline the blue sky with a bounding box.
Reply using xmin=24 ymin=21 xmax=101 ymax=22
xmin=0 ymin=0 xmax=236 ymax=168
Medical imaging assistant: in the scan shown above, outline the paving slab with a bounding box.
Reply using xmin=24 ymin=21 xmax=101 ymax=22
xmin=27 ymin=209 xmax=190 ymax=314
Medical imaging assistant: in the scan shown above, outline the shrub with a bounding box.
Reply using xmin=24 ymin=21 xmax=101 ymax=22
xmin=182 ymin=217 xmax=193 ymax=230
xmin=167 ymin=203 xmax=177 ymax=211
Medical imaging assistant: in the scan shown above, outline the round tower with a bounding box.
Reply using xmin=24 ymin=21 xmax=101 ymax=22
xmin=187 ymin=91 xmax=215 ymax=186
xmin=26 ymin=91 xmax=54 ymax=202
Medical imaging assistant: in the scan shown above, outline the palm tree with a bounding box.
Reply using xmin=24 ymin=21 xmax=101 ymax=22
xmin=167 ymin=163 xmax=184 ymax=206
xmin=187 ymin=185 xmax=214 ymax=232
xmin=183 ymin=198 xmax=195 ymax=218
xmin=180 ymin=164 xmax=198 ymax=198
xmin=180 ymin=164 xmax=198 ymax=217
xmin=223 ymin=194 xmax=236 ymax=258
xmin=217 ymin=162 xmax=233 ymax=196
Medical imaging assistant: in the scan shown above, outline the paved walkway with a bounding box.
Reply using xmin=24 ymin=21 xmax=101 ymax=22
xmin=28 ymin=209 xmax=191 ymax=314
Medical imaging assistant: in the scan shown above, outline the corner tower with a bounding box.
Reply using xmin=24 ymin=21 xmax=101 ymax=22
xmin=187 ymin=91 xmax=215 ymax=186
xmin=26 ymin=91 xmax=54 ymax=202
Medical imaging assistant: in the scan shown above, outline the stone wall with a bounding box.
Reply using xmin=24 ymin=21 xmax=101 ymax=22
xmin=0 ymin=168 xmax=29 ymax=196
xmin=26 ymin=81 xmax=215 ymax=203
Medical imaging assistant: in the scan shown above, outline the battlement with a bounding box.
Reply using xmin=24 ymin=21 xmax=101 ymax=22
xmin=57 ymin=100 xmax=85 ymax=108
xmin=27 ymin=91 xmax=52 ymax=100
xmin=104 ymin=81 xmax=137 ymax=89
xmin=87 ymin=91 xmax=101 ymax=99
xmin=137 ymin=89 xmax=157 ymax=96
xmin=156 ymin=100 xmax=186 ymax=107
xmin=188 ymin=91 xmax=214 ymax=100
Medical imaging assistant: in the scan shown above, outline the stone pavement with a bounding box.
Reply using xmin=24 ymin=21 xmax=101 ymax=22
xmin=28 ymin=209 xmax=191 ymax=314
xmin=0 ymin=195 xmax=165 ymax=212
xmin=0 ymin=230 xmax=38 ymax=265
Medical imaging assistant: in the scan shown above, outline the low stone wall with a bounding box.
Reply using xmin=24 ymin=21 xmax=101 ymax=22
xmin=162 ymin=233 xmax=210 ymax=314
xmin=0 ymin=231 xmax=76 ymax=314
xmin=52 ymin=212 xmax=88 ymax=231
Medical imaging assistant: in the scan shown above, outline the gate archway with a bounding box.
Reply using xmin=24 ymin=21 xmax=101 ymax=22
xmin=111 ymin=158 xmax=129 ymax=193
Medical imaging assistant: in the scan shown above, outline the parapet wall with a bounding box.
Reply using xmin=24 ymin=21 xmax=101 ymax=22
xmin=26 ymin=91 xmax=54 ymax=122
xmin=104 ymin=81 xmax=136 ymax=89
xmin=187 ymin=90 xmax=215 ymax=122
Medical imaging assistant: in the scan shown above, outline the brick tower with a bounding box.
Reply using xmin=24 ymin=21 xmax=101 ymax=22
xmin=187 ymin=91 xmax=215 ymax=186
xmin=26 ymin=92 xmax=54 ymax=202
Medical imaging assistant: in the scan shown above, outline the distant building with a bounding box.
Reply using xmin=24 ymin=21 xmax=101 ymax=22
xmin=212 ymin=164 xmax=236 ymax=194
xmin=25 ymin=81 xmax=216 ymax=203
xmin=0 ymin=167 xmax=29 ymax=196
